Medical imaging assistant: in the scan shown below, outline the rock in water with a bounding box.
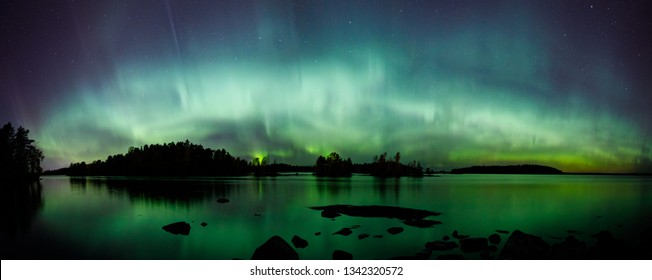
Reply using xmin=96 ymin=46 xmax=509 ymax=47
xmin=425 ymin=241 xmax=459 ymax=251
xmin=251 ymin=236 xmax=299 ymax=260
xmin=314 ymin=232 xmax=322 ymax=236
xmin=217 ymin=198 xmax=230 ymax=203
xmin=200 ymin=222 xmax=208 ymax=227
xmin=403 ymin=219 xmax=442 ymax=228
xmin=332 ymin=250 xmax=353 ymax=260
xmin=291 ymin=235 xmax=309 ymax=249
xmin=460 ymin=237 xmax=488 ymax=253
xmin=498 ymin=230 xmax=551 ymax=259
xmin=162 ymin=221 xmax=191 ymax=235
xmin=321 ymin=209 xmax=341 ymax=218
xmin=358 ymin=233 xmax=370 ymax=240
xmin=488 ymin=233 xmax=501 ymax=245
xmin=333 ymin=228 xmax=353 ymax=236
xmin=550 ymin=235 xmax=586 ymax=259
xmin=387 ymin=227 xmax=404 ymax=235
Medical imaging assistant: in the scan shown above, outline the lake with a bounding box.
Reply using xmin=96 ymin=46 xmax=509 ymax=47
xmin=2 ymin=174 xmax=651 ymax=259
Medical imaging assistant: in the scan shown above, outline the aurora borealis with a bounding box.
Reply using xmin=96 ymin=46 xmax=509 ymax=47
xmin=1 ymin=1 xmax=651 ymax=173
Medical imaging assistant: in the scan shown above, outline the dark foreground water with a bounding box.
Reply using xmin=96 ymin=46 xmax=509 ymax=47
xmin=2 ymin=174 xmax=651 ymax=259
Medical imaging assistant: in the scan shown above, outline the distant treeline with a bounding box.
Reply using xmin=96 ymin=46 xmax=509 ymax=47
xmin=51 ymin=141 xmax=427 ymax=178
xmin=1 ymin=122 xmax=44 ymax=180
xmin=59 ymin=140 xmax=251 ymax=176
xmin=51 ymin=140 xmax=562 ymax=177
xmin=449 ymin=164 xmax=563 ymax=174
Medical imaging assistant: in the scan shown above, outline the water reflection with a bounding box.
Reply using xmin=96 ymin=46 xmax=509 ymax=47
xmin=69 ymin=176 xmax=235 ymax=208
xmin=0 ymin=180 xmax=43 ymax=238
xmin=315 ymin=177 xmax=351 ymax=197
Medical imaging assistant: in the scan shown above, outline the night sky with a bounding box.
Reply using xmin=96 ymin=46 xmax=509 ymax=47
xmin=1 ymin=0 xmax=651 ymax=173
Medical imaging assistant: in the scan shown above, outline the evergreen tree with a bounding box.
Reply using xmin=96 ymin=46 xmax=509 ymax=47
xmin=0 ymin=123 xmax=44 ymax=179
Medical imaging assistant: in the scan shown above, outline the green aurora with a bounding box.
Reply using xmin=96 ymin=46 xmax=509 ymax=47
xmin=1 ymin=1 xmax=650 ymax=173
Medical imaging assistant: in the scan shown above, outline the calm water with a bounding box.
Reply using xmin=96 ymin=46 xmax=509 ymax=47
xmin=2 ymin=174 xmax=651 ymax=259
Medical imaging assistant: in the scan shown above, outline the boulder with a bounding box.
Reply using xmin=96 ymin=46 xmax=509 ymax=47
xmin=291 ymin=235 xmax=309 ymax=249
xmin=333 ymin=228 xmax=353 ymax=236
xmin=460 ymin=237 xmax=488 ymax=253
xmin=488 ymin=233 xmax=501 ymax=245
xmin=550 ymin=235 xmax=586 ymax=259
xmin=332 ymin=250 xmax=353 ymax=260
xmin=498 ymin=230 xmax=550 ymax=259
xmin=251 ymin=236 xmax=299 ymax=260
xmin=387 ymin=227 xmax=404 ymax=235
xmin=162 ymin=221 xmax=191 ymax=235
xmin=425 ymin=240 xmax=459 ymax=251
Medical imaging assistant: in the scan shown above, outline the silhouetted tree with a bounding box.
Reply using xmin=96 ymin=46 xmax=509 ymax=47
xmin=0 ymin=123 xmax=44 ymax=180
xmin=314 ymin=152 xmax=352 ymax=177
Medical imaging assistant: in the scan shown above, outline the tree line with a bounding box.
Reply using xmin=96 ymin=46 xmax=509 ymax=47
xmin=314 ymin=152 xmax=425 ymax=177
xmin=0 ymin=123 xmax=44 ymax=180
xmin=61 ymin=140 xmax=250 ymax=176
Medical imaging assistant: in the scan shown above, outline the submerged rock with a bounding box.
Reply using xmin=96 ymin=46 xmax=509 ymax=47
xmin=460 ymin=237 xmax=488 ymax=253
xmin=333 ymin=228 xmax=353 ymax=236
xmin=373 ymin=235 xmax=383 ymax=238
xmin=200 ymin=222 xmax=208 ymax=227
xmin=251 ymin=236 xmax=299 ymax=260
xmin=314 ymin=232 xmax=322 ymax=236
xmin=425 ymin=240 xmax=459 ymax=251
xmin=291 ymin=235 xmax=309 ymax=249
xmin=498 ymin=230 xmax=550 ymax=259
xmin=496 ymin=230 xmax=510 ymax=234
xmin=217 ymin=198 xmax=230 ymax=203
xmin=403 ymin=219 xmax=442 ymax=228
xmin=321 ymin=209 xmax=341 ymax=218
xmin=387 ymin=227 xmax=405 ymax=235
xmin=358 ymin=233 xmax=370 ymax=240
xmin=332 ymin=250 xmax=353 ymax=260
xmin=162 ymin=221 xmax=191 ymax=235
xmin=310 ymin=204 xmax=440 ymax=220
xmin=442 ymin=235 xmax=450 ymax=241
